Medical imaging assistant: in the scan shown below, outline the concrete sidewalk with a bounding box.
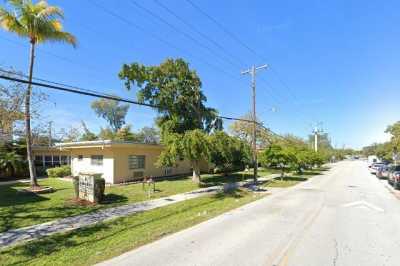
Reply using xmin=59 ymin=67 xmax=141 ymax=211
xmin=0 ymin=173 xmax=279 ymax=249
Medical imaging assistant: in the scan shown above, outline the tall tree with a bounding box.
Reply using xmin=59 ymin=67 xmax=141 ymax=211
xmin=229 ymin=112 xmax=272 ymax=149
xmin=0 ymin=0 xmax=76 ymax=187
xmin=80 ymin=121 xmax=97 ymax=141
xmin=157 ymin=129 xmax=210 ymax=182
xmin=119 ymin=58 xmax=221 ymax=135
xmin=119 ymin=58 xmax=221 ymax=182
xmin=136 ymin=126 xmax=160 ymax=144
xmin=91 ymin=99 xmax=129 ymax=132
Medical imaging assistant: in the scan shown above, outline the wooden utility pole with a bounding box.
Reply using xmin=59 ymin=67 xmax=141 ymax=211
xmin=241 ymin=64 xmax=268 ymax=183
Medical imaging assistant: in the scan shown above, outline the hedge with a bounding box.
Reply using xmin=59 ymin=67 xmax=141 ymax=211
xmin=46 ymin=165 xmax=71 ymax=178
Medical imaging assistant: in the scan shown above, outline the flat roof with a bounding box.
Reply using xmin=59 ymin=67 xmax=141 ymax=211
xmin=33 ymin=140 xmax=162 ymax=150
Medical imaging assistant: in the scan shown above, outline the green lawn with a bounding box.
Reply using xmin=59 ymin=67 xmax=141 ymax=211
xmin=263 ymin=168 xmax=324 ymax=188
xmin=0 ymin=178 xmax=199 ymax=232
xmin=0 ymin=189 xmax=264 ymax=266
xmin=0 ymin=168 xmax=278 ymax=232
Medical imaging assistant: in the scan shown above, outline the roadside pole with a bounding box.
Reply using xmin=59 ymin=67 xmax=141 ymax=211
xmin=241 ymin=64 xmax=268 ymax=183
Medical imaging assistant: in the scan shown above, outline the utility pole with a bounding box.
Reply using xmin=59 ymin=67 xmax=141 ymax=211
xmin=314 ymin=127 xmax=318 ymax=152
xmin=48 ymin=121 xmax=52 ymax=147
xmin=241 ymin=64 xmax=268 ymax=183
xmin=312 ymin=123 xmax=323 ymax=152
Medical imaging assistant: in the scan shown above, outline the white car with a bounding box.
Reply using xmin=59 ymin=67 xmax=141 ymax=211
xmin=369 ymin=163 xmax=385 ymax=174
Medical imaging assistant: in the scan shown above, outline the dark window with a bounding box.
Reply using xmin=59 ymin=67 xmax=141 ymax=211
xmin=44 ymin=155 xmax=52 ymax=167
xmin=34 ymin=156 xmax=43 ymax=166
xmin=78 ymin=155 xmax=83 ymax=161
xmin=53 ymin=155 xmax=60 ymax=163
xmin=60 ymin=156 xmax=68 ymax=165
xmin=91 ymin=155 xmax=103 ymax=166
xmin=129 ymin=155 xmax=145 ymax=169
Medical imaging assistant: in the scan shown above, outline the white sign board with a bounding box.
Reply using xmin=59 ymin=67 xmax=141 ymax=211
xmin=79 ymin=175 xmax=95 ymax=202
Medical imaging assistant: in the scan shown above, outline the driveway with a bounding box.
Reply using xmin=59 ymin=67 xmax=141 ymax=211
xmin=98 ymin=161 xmax=400 ymax=266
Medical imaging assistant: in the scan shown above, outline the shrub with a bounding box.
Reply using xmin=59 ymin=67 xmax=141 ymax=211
xmin=46 ymin=165 xmax=71 ymax=178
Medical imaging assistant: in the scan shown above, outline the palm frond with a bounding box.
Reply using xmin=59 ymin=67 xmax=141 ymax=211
xmin=0 ymin=6 xmax=28 ymax=36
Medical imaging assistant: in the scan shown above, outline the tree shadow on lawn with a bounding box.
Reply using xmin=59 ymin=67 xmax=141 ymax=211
xmin=201 ymin=173 xmax=250 ymax=187
xmin=0 ymin=185 xmax=49 ymax=208
xmin=2 ymin=194 xmax=233 ymax=263
xmin=101 ymin=194 xmax=129 ymax=205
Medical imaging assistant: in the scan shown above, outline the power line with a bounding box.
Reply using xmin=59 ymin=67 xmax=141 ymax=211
xmin=184 ymin=0 xmax=307 ymax=114
xmin=150 ymin=0 xmax=285 ymax=106
xmin=0 ymin=73 xmax=259 ymax=126
xmin=153 ymin=0 xmax=246 ymax=67
xmin=128 ymin=0 xmax=240 ymax=69
xmin=88 ymin=0 xmax=242 ymax=83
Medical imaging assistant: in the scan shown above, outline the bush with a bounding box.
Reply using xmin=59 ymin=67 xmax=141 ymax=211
xmin=46 ymin=165 xmax=71 ymax=178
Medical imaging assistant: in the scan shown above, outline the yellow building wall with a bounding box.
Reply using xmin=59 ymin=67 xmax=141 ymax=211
xmin=34 ymin=144 xmax=212 ymax=184
xmin=112 ymin=146 xmax=193 ymax=183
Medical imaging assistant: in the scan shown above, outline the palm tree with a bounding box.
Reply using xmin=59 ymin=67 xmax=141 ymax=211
xmin=0 ymin=0 xmax=76 ymax=187
xmin=0 ymin=151 xmax=24 ymax=177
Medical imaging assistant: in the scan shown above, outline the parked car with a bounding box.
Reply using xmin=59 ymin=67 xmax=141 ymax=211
xmin=369 ymin=163 xmax=385 ymax=174
xmin=376 ymin=165 xmax=390 ymax=179
xmin=388 ymin=165 xmax=400 ymax=189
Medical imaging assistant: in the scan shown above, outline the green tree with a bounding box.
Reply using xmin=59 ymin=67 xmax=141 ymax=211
xmin=80 ymin=121 xmax=97 ymax=141
xmin=136 ymin=126 xmax=160 ymax=144
xmin=0 ymin=0 xmax=76 ymax=187
xmin=229 ymin=112 xmax=272 ymax=149
xmin=157 ymin=129 xmax=210 ymax=183
xmin=114 ymin=125 xmax=137 ymax=141
xmin=259 ymin=144 xmax=296 ymax=180
xmin=98 ymin=127 xmax=115 ymax=140
xmin=91 ymin=99 xmax=129 ymax=132
xmin=209 ymin=131 xmax=251 ymax=175
xmin=119 ymin=58 xmax=220 ymax=135
xmin=120 ymin=58 xmax=221 ymax=182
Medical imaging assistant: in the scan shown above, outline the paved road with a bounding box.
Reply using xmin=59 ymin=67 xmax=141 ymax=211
xmin=98 ymin=161 xmax=400 ymax=266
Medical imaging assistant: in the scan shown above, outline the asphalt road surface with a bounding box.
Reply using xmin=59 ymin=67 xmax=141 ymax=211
xmin=98 ymin=161 xmax=400 ymax=266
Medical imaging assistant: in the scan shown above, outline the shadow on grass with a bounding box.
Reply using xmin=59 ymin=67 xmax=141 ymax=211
xmin=279 ymin=176 xmax=308 ymax=182
xmin=0 ymin=185 xmax=48 ymax=208
xmin=101 ymin=194 xmax=129 ymax=205
xmin=298 ymin=171 xmax=321 ymax=176
xmin=1 ymin=192 xmax=236 ymax=263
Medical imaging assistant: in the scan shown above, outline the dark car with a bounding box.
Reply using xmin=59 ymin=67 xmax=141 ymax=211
xmin=388 ymin=165 xmax=400 ymax=189
xmin=376 ymin=165 xmax=390 ymax=179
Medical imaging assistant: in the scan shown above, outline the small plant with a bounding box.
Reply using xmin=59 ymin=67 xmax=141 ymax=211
xmin=46 ymin=165 xmax=71 ymax=178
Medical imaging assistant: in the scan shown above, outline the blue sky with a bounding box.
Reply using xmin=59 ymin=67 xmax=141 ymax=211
xmin=2 ymin=0 xmax=400 ymax=149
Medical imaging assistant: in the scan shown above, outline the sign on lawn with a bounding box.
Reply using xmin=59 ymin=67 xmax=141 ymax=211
xmin=79 ymin=174 xmax=95 ymax=202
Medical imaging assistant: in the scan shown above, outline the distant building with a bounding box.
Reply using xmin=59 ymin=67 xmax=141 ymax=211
xmin=32 ymin=140 xmax=211 ymax=184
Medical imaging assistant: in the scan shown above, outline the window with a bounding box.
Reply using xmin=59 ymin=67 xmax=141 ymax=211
xmin=78 ymin=155 xmax=83 ymax=161
xmin=53 ymin=155 xmax=60 ymax=164
xmin=129 ymin=155 xmax=145 ymax=169
xmin=91 ymin=155 xmax=103 ymax=166
xmin=60 ymin=156 xmax=69 ymax=165
xmin=44 ymin=155 xmax=52 ymax=167
xmin=34 ymin=155 xmax=43 ymax=167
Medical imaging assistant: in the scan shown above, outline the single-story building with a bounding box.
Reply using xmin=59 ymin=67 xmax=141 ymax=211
xmin=32 ymin=140 xmax=211 ymax=184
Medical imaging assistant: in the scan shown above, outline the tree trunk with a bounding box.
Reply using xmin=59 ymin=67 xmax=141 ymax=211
xmin=26 ymin=41 xmax=38 ymax=188
xmin=192 ymin=160 xmax=201 ymax=183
